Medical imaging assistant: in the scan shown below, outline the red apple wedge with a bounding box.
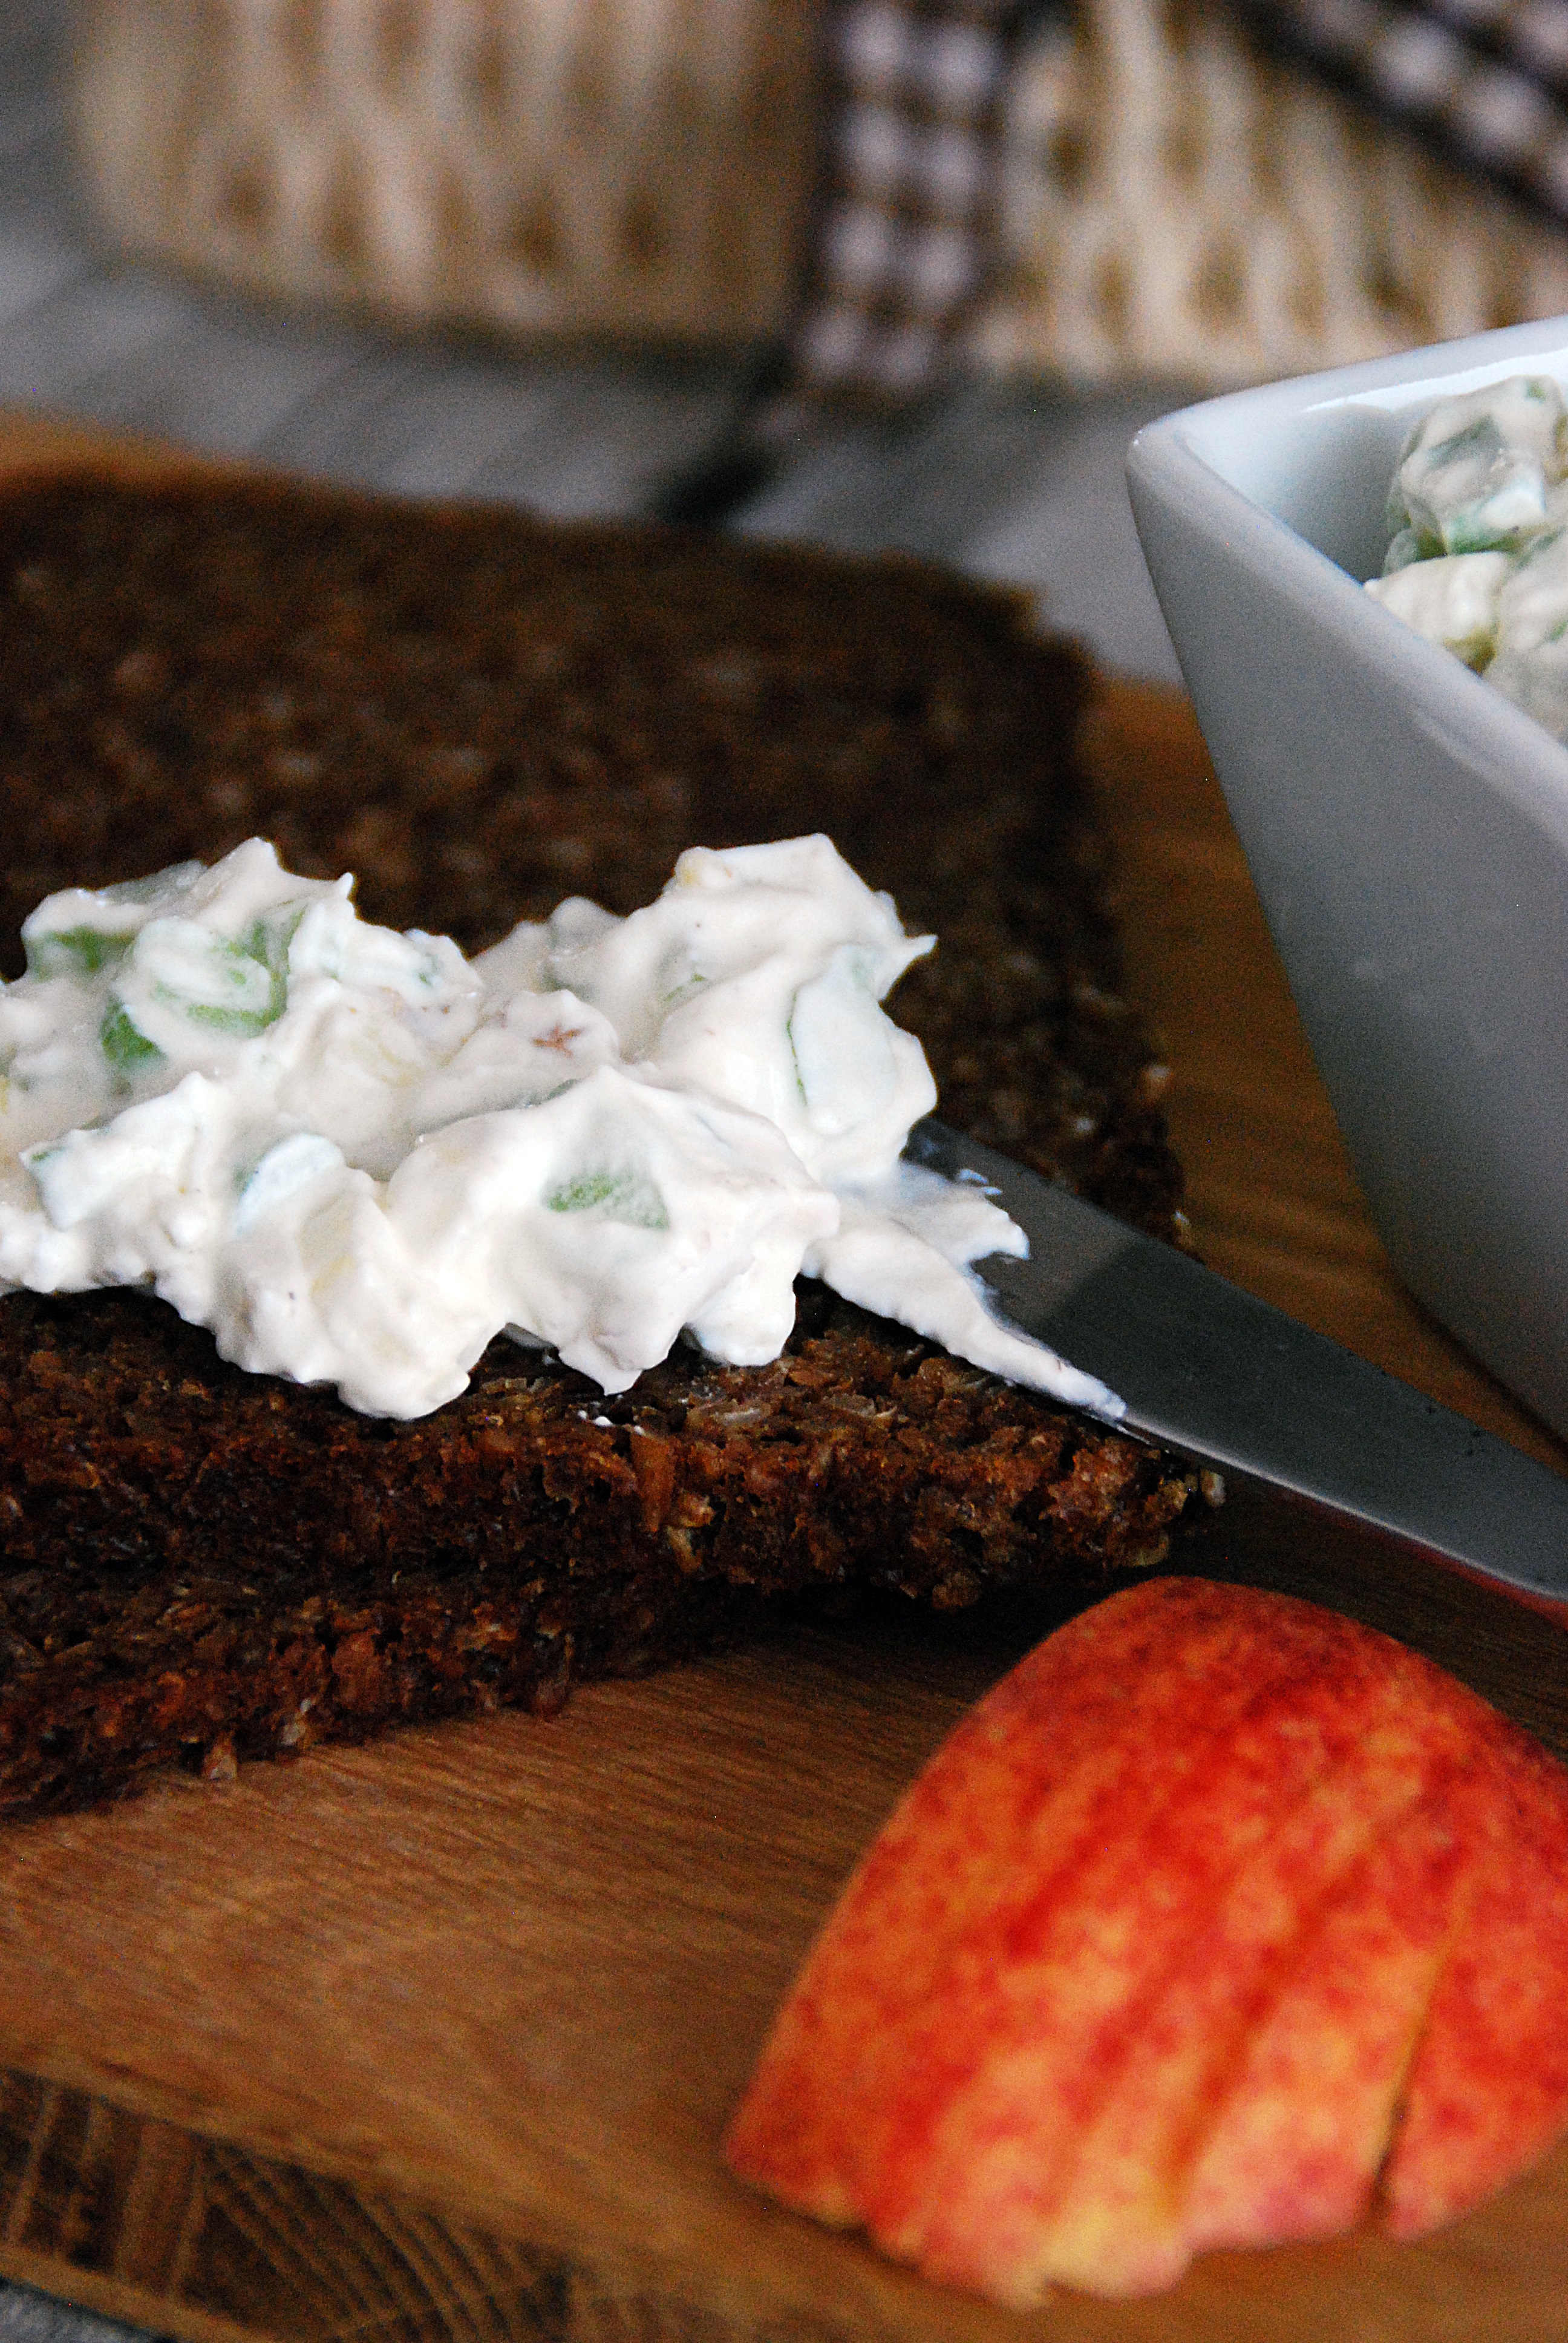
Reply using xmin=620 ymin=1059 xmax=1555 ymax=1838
xmin=724 ymin=1578 xmax=1568 ymax=2303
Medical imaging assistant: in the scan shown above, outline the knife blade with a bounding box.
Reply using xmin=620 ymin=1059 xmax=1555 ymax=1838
xmin=905 ymin=1118 xmax=1568 ymax=1609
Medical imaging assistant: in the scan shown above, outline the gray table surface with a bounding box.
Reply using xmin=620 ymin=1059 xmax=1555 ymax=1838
xmin=0 ymin=4 xmax=1191 ymax=2336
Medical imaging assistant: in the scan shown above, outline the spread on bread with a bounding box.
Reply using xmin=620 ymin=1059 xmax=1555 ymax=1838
xmin=0 ymin=833 xmax=1119 ymax=1420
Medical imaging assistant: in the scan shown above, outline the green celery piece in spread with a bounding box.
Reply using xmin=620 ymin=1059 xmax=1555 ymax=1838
xmin=546 ymin=1167 xmax=670 ymax=1229
xmin=23 ymin=925 xmax=133 ymax=981
xmin=156 ymin=942 xmax=275 ymax=1036
xmin=100 ymin=860 xmax=204 ymax=906
xmin=150 ymin=906 xmax=306 ymax=1038
xmin=1394 ymin=380 xmax=1566 ymax=557
xmin=784 ymin=1006 xmax=809 ymax=1104
xmin=99 ymin=1000 xmax=164 ymax=1077
xmin=1382 ymin=525 xmax=1439 ymax=575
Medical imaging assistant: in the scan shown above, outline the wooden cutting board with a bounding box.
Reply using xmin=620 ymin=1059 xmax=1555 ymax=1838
xmin=2 ymin=413 xmax=1568 ymax=2343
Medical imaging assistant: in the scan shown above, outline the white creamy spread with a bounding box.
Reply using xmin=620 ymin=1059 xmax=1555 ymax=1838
xmin=1367 ymin=373 xmax=1568 ymax=736
xmin=0 ymin=834 xmax=1123 ymax=1424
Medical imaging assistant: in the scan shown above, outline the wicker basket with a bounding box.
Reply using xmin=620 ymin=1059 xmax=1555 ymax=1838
xmin=982 ymin=0 xmax=1568 ymax=387
xmin=73 ymin=0 xmax=1568 ymax=385
xmin=72 ymin=0 xmax=821 ymax=344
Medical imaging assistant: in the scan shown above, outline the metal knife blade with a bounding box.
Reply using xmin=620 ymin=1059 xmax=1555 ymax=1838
xmin=905 ymin=1118 xmax=1568 ymax=1608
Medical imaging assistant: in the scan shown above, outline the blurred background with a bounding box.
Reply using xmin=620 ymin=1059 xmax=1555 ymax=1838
xmin=9 ymin=0 xmax=1568 ymax=698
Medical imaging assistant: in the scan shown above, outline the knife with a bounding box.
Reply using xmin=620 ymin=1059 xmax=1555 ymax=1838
xmin=905 ymin=1118 xmax=1568 ymax=1610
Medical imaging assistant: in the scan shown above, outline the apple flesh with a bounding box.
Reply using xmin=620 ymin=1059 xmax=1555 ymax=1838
xmin=724 ymin=1578 xmax=1568 ymax=2302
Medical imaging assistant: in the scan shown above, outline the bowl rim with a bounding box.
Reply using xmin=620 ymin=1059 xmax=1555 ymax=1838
xmin=1126 ymin=313 xmax=1568 ymax=838
xmin=1134 ymin=312 xmax=1568 ymax=474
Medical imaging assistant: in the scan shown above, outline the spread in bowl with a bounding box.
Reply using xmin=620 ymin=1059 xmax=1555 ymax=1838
xmin=1367 ymin=372 xmax=1568 ymax=738
xmin=0 ymin=835 xmax=1120 ymax=1422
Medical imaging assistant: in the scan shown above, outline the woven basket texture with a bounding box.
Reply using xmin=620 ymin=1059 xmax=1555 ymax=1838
xmin=979 ymin=0 xmax=1568 ymax=385
xmin=73 ymin=0 xmax=820 ymax=343
xmin=74 ymin=0 xmax=1568 ymax=383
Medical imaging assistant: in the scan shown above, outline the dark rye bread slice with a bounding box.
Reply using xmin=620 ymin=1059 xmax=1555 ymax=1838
xmin=0 ymin=474 xmax=1196 ymax=1817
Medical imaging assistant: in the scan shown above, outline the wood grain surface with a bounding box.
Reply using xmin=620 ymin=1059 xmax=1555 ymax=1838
xmin=2 ymin=415 xmax=1568 ymax=2343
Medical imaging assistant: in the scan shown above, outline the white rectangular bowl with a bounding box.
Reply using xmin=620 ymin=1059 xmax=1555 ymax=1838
xmin=1128 ymin=318 xmax=1568 ymax=1442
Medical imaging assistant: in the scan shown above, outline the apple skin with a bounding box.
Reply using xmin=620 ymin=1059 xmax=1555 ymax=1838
xmin=724 ymin=1578 xmax=1568 ymax=2303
